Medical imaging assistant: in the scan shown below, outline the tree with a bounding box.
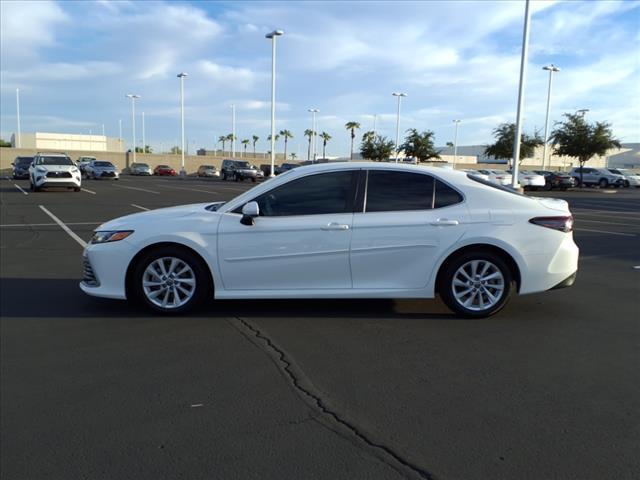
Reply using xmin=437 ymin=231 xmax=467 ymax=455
xmin=241 ymin=139 xmax=250 ymax=157
xmin=290 ymin=152 xmax=297 ymax=160
xmin=319 ymin=132 xmax=332 ymax=158
xmin=304 ymin=129 xmax=314 ymax=161
xmin=279 ymin=129 xmax=293 ymax=163
xmin=218 ymin=135 xmax=227 ymax=155
xmin=0 ymin=139 xmax=11 ymax=147
xmin=267 ymin=134 xmax=280 ymax=156
xmin=550 ymin=113 xmax=621 ymax=187
xmin=446 ymin=141 xmax=454 ymax=148
xmin=484 ymin=123 xmax=543 ymax=166
xmin=170 ymin=146 xmax=182 ymax=154
xmin=226 ymin=133 xmax=236 ymax=155
xmin=345 ymin=121 xmax=361 ymax=160
xmin=252 ymin=135 xmax=259 ymax=157
xmin=401 ymin=129 xmax=441 ymax=163
xmin=360 ymin=134 xmax=395 ymax=161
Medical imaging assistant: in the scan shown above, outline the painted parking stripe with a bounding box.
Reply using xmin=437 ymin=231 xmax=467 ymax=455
xmin=81 ymin=188 xmax=96 ymax=195
xmin=13 ymin=184 xmax=28 ymax=195
xmin=162 ymin=185 xmax=219 ymax=194
xmin=38 ymin=206 xmax=88 ymax=248
xmin=574 ymin=227 xmax=636 ymax=237
xmin=576 ymin=218 xmax=640 ymax=227
xmin=0 ymin=221 xmax=101 ymax=228
xmin=131 ymin=204 xmax=149 ymax=211
xmin=113 ymin=184 xmax=160 ymax=194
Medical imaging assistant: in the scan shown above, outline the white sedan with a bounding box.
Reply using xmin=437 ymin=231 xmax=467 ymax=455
xmin=80 ymin=163 xmax=579 ymax=318
xmin=514 ymin=170 xmax=546 ymax=190
xmin=477 ymin=169 xmax=513 ymax=186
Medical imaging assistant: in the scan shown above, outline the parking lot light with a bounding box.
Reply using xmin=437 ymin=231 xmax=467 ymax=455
xmin=542 ymin=64 xmax=560 ymax=170
xmin=266 ymin=29 xmax=284 ymax=177
xmin=392 ymin=92 xmax=407 ymax=163
xmin=308 ymin=108 xmax=319 ymax=162
xmin=453 ymin=120 xmax=461 ymax=167
xmin=126 ymin=94 xmax=140 ymax=164
xmin=16 ymin=88 xmax=21 ymax=148
xmin=177 ymin=73 xmax=188 ymax=176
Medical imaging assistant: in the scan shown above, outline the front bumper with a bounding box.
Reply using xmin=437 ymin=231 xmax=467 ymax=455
xmin=13 ymin=171 xmax=29 ymax=179
xmin=96 ymin=171 xmax=119 ymax=179
xmin=79 ymin=241 xmax=134 ymax=300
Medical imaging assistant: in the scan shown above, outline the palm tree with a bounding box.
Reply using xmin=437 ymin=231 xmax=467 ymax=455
xmin=252 ymin=135 xmax=259 ymax=157
xmin=267 ymin=134 xmax=280 ymax=156
xmin=218 ymin=135 xmax=227 ymax=155
xmin=279 ymin=129 xmax=293 ymax=163
xmin=290 ymin=153 xmax=297 ymax=160
xmin=320 ymin=132 xmax=332 ymax=159
xmin=345 ymin=121 xmax=361 ymax=160
xmin=226 ymin=133 xmax=236 ymax=157
xmin=362 ymin=130 xmax=375 ymax=143
xmin=241 ymin=139 xmax=250 ymax=158
xmin=304 ymin=129 xmax=314 ymax=161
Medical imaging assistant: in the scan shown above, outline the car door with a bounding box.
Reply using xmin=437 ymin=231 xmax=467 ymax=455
xmin=350 ymin=169 xmax=469 ymax=290
xmin=217 ymin=169 xmax=358 ymax=291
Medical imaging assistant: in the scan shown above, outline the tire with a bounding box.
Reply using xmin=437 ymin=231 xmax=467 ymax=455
xmin=599 ymin=178 xmax=609 ymax=188
xmin=222 ymin=172 xmax=227 ymax=181
xmin=251 ymin=177 xmax=256 ymax=183
xmin=130 ymin=246 xmax=211 ymax=314
xmin=74 ymin=187 xmax=81 ymax=192
xmin=544 ymin=182 xmax=552 ymax=191
xmin=438 ymin=250 xmax=514 ymax=318
xmin=623 ymin=180 xmax=630 ymax=188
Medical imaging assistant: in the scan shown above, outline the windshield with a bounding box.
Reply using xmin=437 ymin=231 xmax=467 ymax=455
xmin=39 ymin=156 xmax=74 ymax=166
xmin=15 ymin=157 xmax=33 ymax=166
xmin=201 ymin=165 xmax=215 ymax=169
xmin=95 ymin=161 xmax=114 ymax=167
xmin=157 ymin=165 xmax=170 ymax=169
xmin=236 ymin=161 xmax=250 ymax=168
xmin=133 ymin=163 xmax=149 ymax=168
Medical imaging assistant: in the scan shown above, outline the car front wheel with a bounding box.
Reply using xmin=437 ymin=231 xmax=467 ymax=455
xmin=599 ymin=178 xmax=609 ymax=188
xmin=439 ymin=251 xmax=513 ymax=318
xmin=131 ymin=247 xmax=210 ymax=314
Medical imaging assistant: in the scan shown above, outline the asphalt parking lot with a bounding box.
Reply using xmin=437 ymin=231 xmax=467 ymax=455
xmin=1 ymin=174 xmax=639 ymax=480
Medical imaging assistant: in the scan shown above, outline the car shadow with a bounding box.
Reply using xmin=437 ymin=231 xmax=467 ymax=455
xmin=0 ymin=278 xmax=456 ymax=320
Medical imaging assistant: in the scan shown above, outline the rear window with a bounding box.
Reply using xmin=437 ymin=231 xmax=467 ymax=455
xmin=157 ymin=165 xmax=170 ymax=168
xmin=466 ymin=174 xmax=524 ymax=196
xmin=434 ymin=180 xmax=463 ymax=208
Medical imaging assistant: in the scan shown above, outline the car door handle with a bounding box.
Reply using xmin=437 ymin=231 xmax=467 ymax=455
xmin=321 ymin=222 xmax=350 ymax=231
xmin=430 ymin=218 xmax=460 ymax=226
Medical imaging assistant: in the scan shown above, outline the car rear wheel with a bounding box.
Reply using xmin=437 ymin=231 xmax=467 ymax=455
xmin=599 ymin=178 xmax=609 ymax=188
xmin=439 ymin=251 xmax=513 ymax=318
xmin=131 ymin=247 xmax=210 ymax=314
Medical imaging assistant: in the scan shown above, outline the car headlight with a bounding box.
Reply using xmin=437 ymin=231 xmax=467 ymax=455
xmin=91 ymin=230 xmax=134 ymax=244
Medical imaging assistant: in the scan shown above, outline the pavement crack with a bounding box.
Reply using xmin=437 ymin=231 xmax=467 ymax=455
xmin=229 ymin=316 xmax=436 ymax=480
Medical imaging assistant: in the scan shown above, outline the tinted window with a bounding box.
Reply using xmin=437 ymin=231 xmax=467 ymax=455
xmin=15 ymin=157 xmax=33 ymax=166
xmin=434 ymin=179 xmax=463 ymax=208
xmin=366 ymin=171 xmax=434 ymax=212
xmin=253 ymin=171 xmax=355 ymax=216
xmin=94 ymin=161 xmax=113 ymax=167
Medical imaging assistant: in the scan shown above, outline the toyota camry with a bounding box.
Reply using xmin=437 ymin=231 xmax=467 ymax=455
xmin=80 ymin=163 xmax=578 ymax=318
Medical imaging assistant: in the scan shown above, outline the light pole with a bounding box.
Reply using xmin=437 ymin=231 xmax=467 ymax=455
xmin=16 ymin=88 xmax=21 ymax=148
xmin=142 ymin=112 xmax=146 ymax=153
xmin=541 ymin=64 xmax=560 ymax=169
xmin=118 ymin=119 xmax=122 ymax=152
xmin=392 ymin=92 xmax=407 ymax=162
xmin=511 ymin=0 xmax=531 ymax=190
xmin=266 ymin=29 xmax=284 ymax=177
xmin=231 ymin=104 xmax=236 ymax=158
xmin=452 ymin=119 xmax=461 ymax=167
xmin=177 ymin=72 xmax=188 ymax=176
xmin=126 ymin=94 xmax=140 ymax=163
xmin=308 ymin=108 xmax=319 ymax=162
xmin=373 ymin=114 xmax=377 ymax=137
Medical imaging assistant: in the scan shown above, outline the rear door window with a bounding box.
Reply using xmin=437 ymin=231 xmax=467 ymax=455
xmin=365 ymin=171 xmax=434 ymax=212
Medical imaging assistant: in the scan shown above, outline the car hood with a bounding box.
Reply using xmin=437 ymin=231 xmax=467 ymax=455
xmin=98 ymin=203 xmax=214 ymax=230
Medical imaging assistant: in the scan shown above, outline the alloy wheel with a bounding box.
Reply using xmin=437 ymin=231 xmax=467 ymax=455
xmin=142 ymin=257 xmax=196 ymax=309
xmin=451 ymin=260 xmax=505 ymax=312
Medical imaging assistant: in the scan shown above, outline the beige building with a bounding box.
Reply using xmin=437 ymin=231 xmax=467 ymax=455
xmin=10 ymin=132 xmax=123 ymax=152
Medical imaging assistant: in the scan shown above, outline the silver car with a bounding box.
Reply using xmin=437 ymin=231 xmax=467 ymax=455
xmin=130 ymin=162 xmax=151 ymax=176
xmin=85 ymin=160 xmax=120 ymax=180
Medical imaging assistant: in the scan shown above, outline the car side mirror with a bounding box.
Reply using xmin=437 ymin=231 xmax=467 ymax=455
xmin=240 ymin=201 xmax=259 ymax=226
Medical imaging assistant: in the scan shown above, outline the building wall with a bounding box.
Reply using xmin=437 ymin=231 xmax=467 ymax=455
xmin=11 ymin=132 xmax=123 ymax=152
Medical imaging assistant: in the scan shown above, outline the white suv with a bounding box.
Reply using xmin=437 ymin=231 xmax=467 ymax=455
xmin=29 ymin=153 xmax=82 ymax=192
xmin=569 ymin=167 xmax=625 ymax=188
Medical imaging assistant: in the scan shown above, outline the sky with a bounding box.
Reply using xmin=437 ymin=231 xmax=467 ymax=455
xmin=1 ymin=0 xmax=639 ymax=157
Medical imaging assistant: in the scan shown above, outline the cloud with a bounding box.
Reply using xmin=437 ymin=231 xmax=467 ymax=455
xmin=197 ymin=61 xmax=258 ymax=90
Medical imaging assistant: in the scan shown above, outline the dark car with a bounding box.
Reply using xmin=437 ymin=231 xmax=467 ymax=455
xmin=533 ymin=170 xmax=576 ymax=190
xmin=274 ymin=162 xmax=300 ymax=175
xmin=12 ymin=156 xmax=34 ymax=179
xmin=220 ymin=159 xmax=258 ymax=182
xmin=153 ymin=165 xmax=177 ymax=176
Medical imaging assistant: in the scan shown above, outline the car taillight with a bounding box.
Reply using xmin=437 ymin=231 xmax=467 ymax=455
xmin=529 ymin=216 xmax=573 ymax=233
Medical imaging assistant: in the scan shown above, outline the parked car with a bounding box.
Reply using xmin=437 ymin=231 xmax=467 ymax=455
xmin=130 ymin=163 xmax=152 ymax=176
xmin=507 ymin=170 xmax=546 ymax=190
xmin=606 ymin=168 xmax=640 ymax=188
xmin=153 ymin=165 xmax=177 ymax=176
xmin=477 ymin=169 xmax=513 ymax=186
xmin=569 ymin=167 xmax=625 ymax=188
xmin=220 ymin=159 xmax=258 ymax=182
xmin=533 ymin=170 xmax=576 ymax=190
xmin=29 ymin=152 xmax=81 ymax=192
xmin=461 ymin=169 xmax=490 ymax=182
xmin=197 ymin=165 xmax=220 ymax=177
xmin=80 ymin=163 xmax=578 ymax=318
xmin=275 ymin=162 xmax=301 ymax=175
xmin=252 ymin=165 xmax=265 ymax=180
xmin=11 ymin=156 xmax=34 ymax=179
xmin=85 ymin=160 xmax=120 ymax=180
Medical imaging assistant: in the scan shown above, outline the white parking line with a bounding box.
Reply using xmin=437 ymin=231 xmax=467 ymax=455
xmin=576 ymin=218 xmax=640 ymax=227
xmin=0 ymin=221 xmax=101 ymax=228
xmin=131 ymin=204 xmax=149 ymax=211
xmin=113 ymin=185 xmax=160 ymax=194
xmin=13 ymin=184 xmax=28 ymax=195
xmin=38 ymin=205 xmax=88 ymax=248
xmin=81 ymin=188 xmax=96 ymax=195
xmin=574 ymin=227 xmax=636 ymax=237
xmin=162 ymin=185 xmax=219 ymax=194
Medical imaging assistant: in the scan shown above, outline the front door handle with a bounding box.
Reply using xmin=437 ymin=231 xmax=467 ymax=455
xmin=430 ymin=218 xmax=460 ymax=226
xmin=321 ymin=222 xmax=350 ymax=231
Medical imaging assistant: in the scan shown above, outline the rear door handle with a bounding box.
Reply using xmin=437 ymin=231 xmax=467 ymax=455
xmin=430 ymin=218 xmax=460 ymax=226
xmin=321 ymin=222 xmax=350 ymax=231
